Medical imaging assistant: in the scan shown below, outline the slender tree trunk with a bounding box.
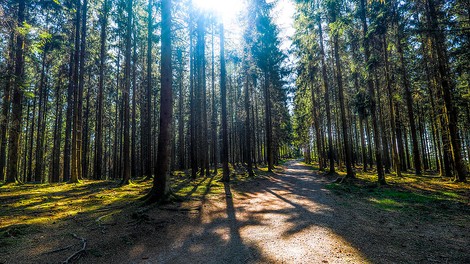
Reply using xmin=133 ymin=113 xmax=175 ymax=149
xmin=70 ymin=0 xmax=82 ymax=183
xmin=51 ymin=72 xmax=64 ymax=183
xmin=22 ymin=102 xmax=31 ymax=182
xmin=189 ymin=11 xmax=197 ymax=179
xmin=143 ymin=0 xmax=153 ymax=179
xmin=317 ymin=12 xmax=335 ymax=174
xmin=311 ymin=82 xmax=324 ymax=171
xmin=264 ymin=71 xmax=273 ymax=172
xmin=147 ymin=0 xmax=172 ymax=202
xmin=220 ymin=22 xmax=230 ymax=182
xmin=82 ymin=76 xmax=91 ymax=178
xmin=121 ymin=0 xmax=132 ymax=185
xmin=403 ymin=127 xmax=411 ymax=170
xmin=177 ymin=49 xmax=185 ymax=170
xmin=382 ymin=35 xmax=402 ymax=177
xmin=245 ymin=74 xmax=254 ymax=177
xmin=26 ymin=90 xmax=38 ymax=182
xmin=375 ymin=74 xmax=390 ymax=174
xmin=0 ymin=33 xmax=15 ymax=181
xmin=6 ymin=0 xmax=26 ymax=183
xmin=211 ymin=24 xmax=218 ymax=174
xmin=34 ymin=51 xmax=48 ymax=182
xmin=131 ymin=24 xmax=138 ymax=180
xmin=360 ymin=0 xmax=385 ymax=184
xmin=330 ymin=7 xmax=354 ymax=178
xmin=426 ymin=0 xmax=467 ymax=182
xmin=63 ymin=54 xmax=75 ymax=182
xmin=94 ymin=0 xmax=108 ymax=180
xmin=396 ymin=22 xmax=422 ymax=175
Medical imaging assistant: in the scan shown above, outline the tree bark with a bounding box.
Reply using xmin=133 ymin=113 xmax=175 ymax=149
xmin=6 ymin=0 xmax=26 ymax=183
xmin=220 ymin=22 xmax=230 ymax=182
xmin=426 ymin=0 xmax=467 ymax=182
xmin=316 ymin=9 xmax=335 ymax=174
xmin=0 ymin=33 xmax=14 ymax=181
xmin=121 ymin=0 xmax=132 ymax=185
xmin=147 ymin=0 xmax=172 ymax=202
xmin=94 ymin=0 xmax=108 ymax=180
xmin=330 ymin=7 xmax=354 ymax=178
xmin=360 ymin=0 xmax=385 ymax=184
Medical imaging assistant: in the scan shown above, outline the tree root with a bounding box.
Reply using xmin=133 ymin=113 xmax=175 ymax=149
xmin=95 ymin=213 xmax=116 ymax=234
xmin=62 ymin=233 xmax=86 ymax=264
xmin=43 ymin=244 xmax=75 ymax=255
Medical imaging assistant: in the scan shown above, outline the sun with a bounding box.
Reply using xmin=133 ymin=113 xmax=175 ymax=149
xmin=192 ymin=0 xmax=243 ymax=22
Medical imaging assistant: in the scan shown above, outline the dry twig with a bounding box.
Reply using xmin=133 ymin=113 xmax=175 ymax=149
xmin=62 ymin=233 xmax=86 ymax=264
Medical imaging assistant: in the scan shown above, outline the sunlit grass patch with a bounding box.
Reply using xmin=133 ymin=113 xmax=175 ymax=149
xmin=368 ymin=198 xmax=403 ymax=211
xmin=324 ymin=167 xmax=469 ymax=213
xmin=0 ymin=180 xmax=152 ymax=229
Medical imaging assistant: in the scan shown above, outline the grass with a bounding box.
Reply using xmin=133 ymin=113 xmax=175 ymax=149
xmin=313 ymin=164 xmax=470 ymax=212
xmin=0 ymin=165 xmax=261 ymax=229
xmin=0 ymin=168 xmax=262 ymax=253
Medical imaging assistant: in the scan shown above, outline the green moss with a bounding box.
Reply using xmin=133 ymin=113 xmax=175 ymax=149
xmin=369 ymin=198 xmax=403 ymax=211
xmin=440 ymin=191 xmax=460 ymax=199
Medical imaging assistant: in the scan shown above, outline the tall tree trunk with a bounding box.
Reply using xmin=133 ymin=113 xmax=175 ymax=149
xmin=360 ymin=0 xmax=385 ymax=184
xmin=34 ymin=50 xmax=48 ymax=182
xmin=330 ymin=7 xmax=354 ymax=178
xmin=375 ymin=74 xmax=391 ymax=174
xmin=189 ymin=11 xmax=197 ymax=179
xmin=211 ymin=24 xmax=217 ymax=174
xmin=131 ymin=24 xmax=138 ymax=180
xmin=143 ymin=0 xmax=153 ymax=179
xmin=82 ymin=76 xmax=91 ymax=178
xmin=311 ymin=82 xmax=324 ymax=171
xmin=121 ymin=0 xmax=132 ymax=185
xmin=426 ymin=0 xmax=467 ymax=182
xmin=6 ymin=0 xmax=26 ymax=183
xmin=396 ymin=18 xmax=422 ymax=175
xmin=316 ymin=9 xmax=335 ymax=174
xmin=382 ymin=35 xmax=402 ymax=177
xmin=27 ymin=94 xmax=36 ymax=182
xmin=94 ymin=0 xmax=108 ymax=180
xmin=220 ymin=22 xmax=230 ymax=182
xmin=0 ymin=33 xmax=14 ymax=181
xmin=177 ymin=49 xmax=185 ymax=170
xmin=264 ymin=70 xmax=273 ymax=172
xmin=245 ymin=74 xmax=254 ymax=177
xmin=22 ymin=102 xmax=31 ymax=182
xmin=70 ymin=0 xmax=82 ymax=183
xmin=147 ymin=0 xmax=172 ymax=202
xmin=51 ymin=72 xmax=64 ymax=183
xmin=63 ymin=53 xmax=75 ymax=182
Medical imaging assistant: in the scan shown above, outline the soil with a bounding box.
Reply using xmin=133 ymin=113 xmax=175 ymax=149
xmin=1 ymin=161 xmax=469 ymax=263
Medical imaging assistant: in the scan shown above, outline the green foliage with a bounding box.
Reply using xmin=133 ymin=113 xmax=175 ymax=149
xmin=352 ymin=89 xmax=371 ymax=118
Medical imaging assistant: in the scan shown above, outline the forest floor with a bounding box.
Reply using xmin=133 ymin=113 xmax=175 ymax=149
xmin=1 ymin=161 xmax=469 ymax=264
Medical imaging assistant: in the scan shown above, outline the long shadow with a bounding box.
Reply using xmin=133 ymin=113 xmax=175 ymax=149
xmin=102 ymin=182 xmax=269 ymax=264
xmin=0 ymin=181 xmax=122 ymax=219
xmin=231 ymin=160 xmax=470 ymax=264
xmin=182 ymin=176 xmax=209 ymax=199
xmin=223 ymin=182 xmax=243 ymax=251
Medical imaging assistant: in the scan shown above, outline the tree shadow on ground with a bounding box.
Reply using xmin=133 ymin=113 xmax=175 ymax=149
xmin=2 ymin=162 xmax=468 ymax=264
xmin=230 ymin=161 xmax=470 ymax=264
xmin=81 ymin=180 xmax=274 ymax=264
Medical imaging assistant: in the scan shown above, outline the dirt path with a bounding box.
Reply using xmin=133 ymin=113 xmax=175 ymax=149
xmin=4 ymin=161 xmax=468 ymax=263
xmin=125 ymin=161 xmax=368 ymax=264
xmin=89 ymin=160 xmax=462 ymax=264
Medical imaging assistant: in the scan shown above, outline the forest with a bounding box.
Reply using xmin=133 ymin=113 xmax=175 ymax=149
xmin=0 ymin=0 xmax=469 ymax=263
